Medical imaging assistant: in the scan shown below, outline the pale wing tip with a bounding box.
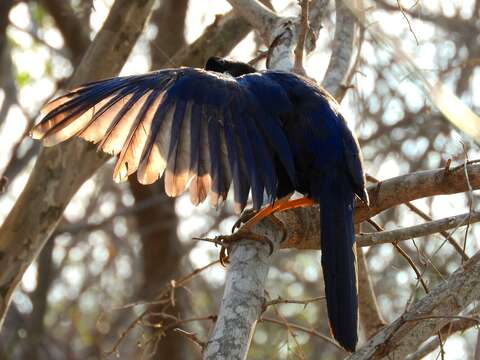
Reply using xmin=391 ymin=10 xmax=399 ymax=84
xmin=42 ymin=134 xmax=68 ymax=147
xmin=29 ymin=126 xmax=44 ymax=140
xmin=137 ymin=164 xmax=158 ymax=185
xmin=29 ymin=126 xmax=59 ymax=147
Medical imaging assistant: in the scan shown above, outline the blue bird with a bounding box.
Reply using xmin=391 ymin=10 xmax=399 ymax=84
xmin=31 ymin=57 xmax=368 ymax=352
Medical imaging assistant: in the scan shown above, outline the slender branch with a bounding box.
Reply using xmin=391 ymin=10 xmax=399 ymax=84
xmin=367 ymin=169 xmax=470 ymax=261
xmin=263 ymin=295 xmax=325 ymax=309
xmin=260 ymin=316 xmax=342 ymax=350
xmin=293 ymin=0 xmax=310 ymax=75
xmin=357 ymin=249 xmax=386 ymax=338
xmin=357 ymin=211 xmax=480 ymax=247
xmin=347 ymin=250 xmax=480 ymax=359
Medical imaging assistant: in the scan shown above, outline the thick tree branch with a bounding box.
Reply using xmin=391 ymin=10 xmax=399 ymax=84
xmin=226 ymin=0 xmax=278 ymax=40
xmin=0 ymin=0 xmax=156 ymax=330
xmin=204 ymin=220 xmax=284 ymax=359
xmin=39 ymin=0 xmax=90 ymax=62
xmin=274 ymin=162 xmax=480 ymax=250
xmin=406 ymin=312 xmax=480 ymax=360
xmin=169 ymin=10 xmax=251 ymax=68
xmin=347 ymin=250 xmax=480 ymax=359
xmin=322 ymin=0 xmax=357 ymax=97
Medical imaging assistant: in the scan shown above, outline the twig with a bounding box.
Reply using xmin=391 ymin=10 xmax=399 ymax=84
xmin=260 ymin=316 xmax=344 ymax=350
xmin=393 ymin=242 xmax=429 ymax=293
xmin=396 ymin=0 xmax=419 ymax=45
xmin=461 ymin=143 xmax=474 ymax=264
xmin=265 ymin=291 xmax=306 ymax=359
xmin=294 ymin=0 xmax=310 ymax=75
xmin=263 ymin=295 xmax=325 ymax=310
xmin=406 ymin=315 xmax=480 ymax=324
xmin=173 ymin=328 xmax=206 ymax=350
xmin=105 ymin=260 xmax=219 ymax=356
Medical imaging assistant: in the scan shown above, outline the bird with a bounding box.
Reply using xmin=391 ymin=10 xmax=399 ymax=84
xmin=31 ymin=56 xmax=368 ymax=352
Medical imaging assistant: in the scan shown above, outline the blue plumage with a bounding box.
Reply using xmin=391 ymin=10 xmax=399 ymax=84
xmin=31 ymin=57 xmax=368 ymax=352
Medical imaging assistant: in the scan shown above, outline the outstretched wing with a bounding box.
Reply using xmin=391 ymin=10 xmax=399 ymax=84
xmin=31 ymin=68 xmax=297 ymax=212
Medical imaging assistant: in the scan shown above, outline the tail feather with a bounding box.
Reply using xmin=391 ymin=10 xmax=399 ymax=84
xmin=318 ymin=175 xmax=358 ymax=352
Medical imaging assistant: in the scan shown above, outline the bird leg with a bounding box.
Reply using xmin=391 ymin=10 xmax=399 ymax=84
xmin=231 ymin=208 xmax=258 ymax=233
xmin=241 ymin=197 xmax=315 ymax=229
xmin=217 ymin=197 xmax=315 ymax=265
xmin=217 ymin=229 xmax=275 ymax=266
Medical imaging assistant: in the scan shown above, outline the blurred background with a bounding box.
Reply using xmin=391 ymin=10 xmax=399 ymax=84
xmin=0 ymin=0 xmax=479 ymax=359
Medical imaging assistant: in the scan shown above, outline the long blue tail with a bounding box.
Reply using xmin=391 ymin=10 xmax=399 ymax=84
xmin=317 ymin=175 xmax=358 ymax=352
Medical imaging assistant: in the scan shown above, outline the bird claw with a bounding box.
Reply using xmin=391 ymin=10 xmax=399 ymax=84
xmin=231 ymin=208 xmax=258 ymax=233
xmin=215 ymin=229 xmax=275 ymax=266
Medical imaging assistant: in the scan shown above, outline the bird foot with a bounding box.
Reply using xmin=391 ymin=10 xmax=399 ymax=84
xmin=215 ymin=229 xmax=274 ymax=266
xmin=213 ymin=198 xmax=315 ymax=265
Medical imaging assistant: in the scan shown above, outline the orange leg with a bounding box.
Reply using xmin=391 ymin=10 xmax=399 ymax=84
xmin=217 ymin=197 xmax=316 ymax=265
xmin=242 ymin=197 xmax=315 ymax=229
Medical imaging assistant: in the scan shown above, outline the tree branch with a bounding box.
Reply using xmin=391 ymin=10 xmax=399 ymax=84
xmin=168 ymin=10 xmax=252 ymax=68
xmin=357 ymin=211 xmax=480 ymax=247
xmin=406 ymin=311 xmax=480 ymax=360
xmin=322 ymin=0 xmax=357 ymax=97
xmin=347 ymin=250 xmax=480 ymax=359
xmin=203 ymin=220 xmax=284 ymax=359
xmin=226 ymin=0 xmax=278 ymax=40
xmin=0 ymin=0 xmax=156 ymax=330
xmin=39 ymin=0 xmax=90 ymax=62
xmin=273 ymin=162 xmax=480 ymax=250
xmin=357 ymin=249 xmax=386 ymax=338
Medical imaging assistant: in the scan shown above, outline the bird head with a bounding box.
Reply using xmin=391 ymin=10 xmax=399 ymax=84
xmin=204 ymin=57 xmax=257 ymax=77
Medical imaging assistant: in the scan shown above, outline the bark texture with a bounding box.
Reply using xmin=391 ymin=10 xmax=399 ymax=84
xmin=204 ymin=221 xmax=284 ymax=359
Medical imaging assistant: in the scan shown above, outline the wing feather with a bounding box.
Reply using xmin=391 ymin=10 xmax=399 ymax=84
xmin=189 ymin=104 xmax=211 ymax=205
xmin=137 ymin=99 xmax=175 ymax=185
xmin=32 ymin=68 xmax=303 ymax=211
xmin=223 ymin=107 xmax=250 ymax=213
xmin=165 ymin=100 xmax=193 ymax=197
xmin=113 ymin=89 xmax=165 ymax=182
